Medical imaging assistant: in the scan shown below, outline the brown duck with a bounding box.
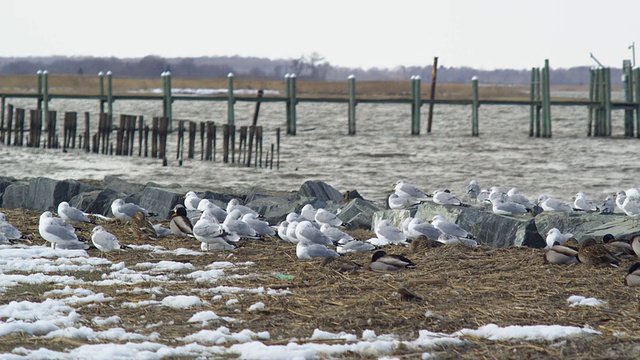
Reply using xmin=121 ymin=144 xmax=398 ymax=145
xmin=130 ymin=210 xmax=158 ymax=243
xmin=578 ymin=238 xmax=619 ymax=267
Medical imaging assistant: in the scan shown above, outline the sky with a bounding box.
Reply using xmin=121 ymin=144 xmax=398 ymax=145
xmin=2 ymin=0 xmax=639 ymax=70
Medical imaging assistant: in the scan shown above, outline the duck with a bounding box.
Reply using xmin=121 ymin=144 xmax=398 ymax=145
xmin=369 ymin=250 xmax=416 ymax=271
xmin=631 ymin=234 xmax=640 ymax=257
xmin=169 ymin=204 xmax=193 ymax=237
xmin=578 ymin=238 xmax=619 ymax=267
xmin=408 ymin=235 xmax=444 ymax=253
xmin=130 ymin=210 xmax=158 ymax=242
xmin=602 ymin=234 xmax=635 ymax=258
xmin=563 ymin=237 xmax=580 ymax=251
xmin=544 ymin=243 xmax=579 ymax=264
xmin=624 ymin=262 xmax=640 ymax=287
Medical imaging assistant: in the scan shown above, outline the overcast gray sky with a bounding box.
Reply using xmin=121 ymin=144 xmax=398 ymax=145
xmin=2 ymin=0 xmax=638 ymax=70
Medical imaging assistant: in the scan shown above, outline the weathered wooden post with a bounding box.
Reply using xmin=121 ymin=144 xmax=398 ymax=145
xmin=36 ymin=70 xmax=43 ymax=115
xmin=188 ymin=121 xmax=196 ymax=159
xmin=587 ymin=69 xmax=595 ymax=136
xmin=158 ymin=117 xmax=168 ymax=159
xmin=604 ymin=67 xmax=612 ymax=136
xmin=284 ymin=74 xmax=291 ymax=133
xmin=541 ymin=60 xmax=551 ymax=138
xmin=98 ymin=72 xmax=105 ymax=114
xmin=85 ymin=112 xmax=90 ymax=152
xmin=348 ymin=75 xmax=356 ymax=135
xmin=138 ymin=116 xmax=144 ymax=156
xmin=240 ymin=126 xmax=248 ymax=164
xmin=166 ymin=71 xmax=173 ymax=130
xmin=529 ymin=68 xmax=536 ymax=137
xmin=47 ymin=111 xmax=56 ymax=149
xmin=427 ymin=57 xmax=438 ymax=133
xmin=230 ymin=124 xmax=236 ymax=164
xmin=411 ymin=75 xmax=421 ymax=135
xmin=116 ymin=115 xmax=125 ymax=155
xmin=288 ymin=74 xmax=297 ymax=135
xmin=106 ymin=71 xmax=113 ymax=130
xmin=151 ymin=117 xmax=159 ymax=158
xmin=471 ymin=76 xmax=479 ymax=136
xmin=276 ymin=127 xmax=280 ymax=169
xmin=43 ymin=70 xmax=49 ymax=130
xmin=534 ymin=68 xmax=541 ymax=137
xmin=635 ymin=68 xmax=640 ymax=138
xmin=227 ymin=72 xmax=235 ymax=125
xmin=222 ymin=124 xmax=230 ymax=163
xmin=200 ymin=122 xmax=205 ymax=160
xmin=5 ymin=105 xmax=12 ymax=145
xmin=256 ymin=126 xmax=263 ymax=168
xmin=14 ymin=108 xmax=24 ymax=146
xmin=623 ymin=60 xmax=634 ymax=137
xmin=176 ymin=119 xmax=184 ymax=160
xmin=270 ymin=143 xmax=274 ymax=170
xmin=0 ymin=96 xmax=4 ymax=142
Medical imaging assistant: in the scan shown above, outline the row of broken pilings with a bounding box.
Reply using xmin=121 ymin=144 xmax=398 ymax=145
xmin=0 ymin=176 xmax=639 ymax=247
xmin=0 ymin=107 xmax=280 ymax=169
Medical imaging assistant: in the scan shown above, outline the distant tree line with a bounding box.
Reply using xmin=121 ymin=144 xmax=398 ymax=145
xmin=0 ymin=55 xmax=624 ymax=86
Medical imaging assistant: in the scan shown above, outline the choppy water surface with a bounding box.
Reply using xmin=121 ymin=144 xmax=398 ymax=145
xmin=1 ymin=91 xmax=638 ymax=205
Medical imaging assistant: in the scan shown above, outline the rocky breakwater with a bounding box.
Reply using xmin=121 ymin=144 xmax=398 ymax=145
xmin=374 ymin=201 xmax=640 ymax=248
xmin=1 ymin=175 xmax=638 ymax=247
xmin=0 ymin=176 xmax=385 ymax=228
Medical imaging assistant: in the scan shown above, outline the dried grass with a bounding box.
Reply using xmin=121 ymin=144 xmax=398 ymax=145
xmin=2 ymin=207 xmax=640 ymax=358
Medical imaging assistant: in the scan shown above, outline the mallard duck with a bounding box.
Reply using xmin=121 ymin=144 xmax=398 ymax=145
xmin=131 ymin=210 xmax=158 ymax=243
xmin=578 ymin=238 xmax=619 ymax=267
xmin=170 ymin=204 xmax=193 ymax=237
xmin=624 ymin=263 xmax=640 ymax=287
xmin=631 ymin=234 xmax=640 ymax=257
xmin=544 ymin=244 xmax=579 ymax=264
xmin=602 ymin=234 xmax=635 ymax=258
xmin=409 ymin=235 xmax=443 ymax=253
xmin=563 ymin=237 xmax=580 ymax=251
xmin=369 ymin=250 xmax=416 ymax=271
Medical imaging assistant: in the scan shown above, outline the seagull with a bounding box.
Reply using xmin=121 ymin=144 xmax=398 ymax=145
xmin=374 ymin=219 xmax=408 ymax=245
xmin=153 ymin=224 xmax=172 ymax=238
xmin=226 ymin=198 xmax=258 ymax=217
xmin=431 ymin=215 xmax=475 ymax=239
xmin=477 ymin=189 xmax=490 ymax=203
xmin=169 ymin=204 xmax=193 ymax=237
xmin=91 ymin=226 xmax=125 ymax=256
xmin=38 ymin=211 xmax=88 ymax=250
xmin=600 ymin=195 xmax=615 ymax=214
xmin=111 ymin=199 xmax=154 ymax=221
xmin=300 ymin=204 xmax=318 ymax=222
xmin=296 ymin=239 xmax=339 ymax=260
xmin=0 ymin=212 xmax=25 ymax=241
xmin=573 ymin=192 xmax=599 ymax=212
xmin=57 ymin=201 xmax=95 ymax=225
xmin=545 ymin=228 xmax=573 ymax=249
xmin=314 ymin=208 xmax=342 ymax=227
xmin=368 ymin=250 xmax=416 ymax=271
xmin=394 ymin=180 xmax=430 ymax=204
xmin=491 ymin=198 xmax=528 ymax=216
xmin=507 ymin=188 xmax=536 ymax=209
xmin=193 ymin=212 xmax=237 ymax=251
xmin=336 ymin=240 xmax=375 ymax=254
xmin=184 ymin=191 xmax=203 ymax=211
xmin=537 ymin=194 xmax=572 ymax=212
xmin=130 ymin=210 xmax=158 ymax=242
xmin=320 ymin=223 xmax=353 ymax=244
xmin=432 ymin=189 xmax=467 ymax=206
xmin=276 ymin=220 xmax=290 ymax=242
xmin=621 ymin=192 xmax=640 ymax=227
xmin=295 ymin=220 xmax=333 ymax=246
xmin=197 ymin=199 xmax=227 ymax=223
xmin=223 ymin=209 xmax=258 ymax=238
xmin=616 ymin=190 xmax=627 ymax=214
xmin=488 ymin=186 xmax=509 ymax=203
xmin=466 ymin=179 xmax=481 ymax=202
xmin=242 ymin=213 xmax=275 ymax=236
xmin=406 ymin=218 xmax=442 ymax=240
xmin=388 ymin=193 xmax=410 ymax=209
xmin=285 ymin=221 xmax=300 ymax=244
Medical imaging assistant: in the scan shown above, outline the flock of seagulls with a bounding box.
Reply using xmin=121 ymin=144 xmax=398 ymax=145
xmin=2 ymin=178 xmax=640 ymax=282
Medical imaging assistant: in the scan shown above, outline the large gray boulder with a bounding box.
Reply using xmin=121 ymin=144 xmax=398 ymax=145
xmin=338 ymin=198 xmax=385 ymax=230
xmin=23 ymin=177 xmax=98 ymax=212
xmin=128 ymin=186 xmax=184 ymax=220
xmin=298 ymin=180 xmax=344 ymax=203
xmin=102 ymin=176 xmax=146 ymax=195
xmin=246 ymin=194 xmax=319 ymax=225
xmin=2 ymin=181 xmax=29 ymax=209
xmin=70 ymin=188 xmax=123 ymax=216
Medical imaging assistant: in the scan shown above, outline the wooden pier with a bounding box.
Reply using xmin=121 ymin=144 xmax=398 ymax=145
xmin=1 ymin=58 xmax=639 ymax=149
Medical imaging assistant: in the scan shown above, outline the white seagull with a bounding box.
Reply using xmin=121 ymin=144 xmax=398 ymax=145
xmin=295 ymin=220 xmax=333 ymax=246
xmin=491 ymin=198 xmax=528 ymax=216
xmin=91 ymin=226 xmax=124 ymax=256
xmin=314 ymin=208 xmax=342 ymax=227
xmin=545 ymin=228 xmax=573 ymax=249
xmin=111 ymin=199 xmax=153 ymax=221
xmin=466 ymin=179 xmax=481 ymax=202
xmin=296 ymin=240 xmax=339 ymax=260
xmin=537 ymin=194 xmax=572 ymax=212
xmin=394 ymin=180 xmax=431 ymax=204
xmin=193 ymin=213 xmax=237 ymax=251
xmin=374 ymin=219 xmax=408 ymax=245
xmin=573 ymin=192 xmax=599 ymax=212
xmin=184 ymin=191 xmax=203 ymax=211
xmin=431 ymin=215 xmax=475 ymax=239
xmin=57 ymin=201 xmax=95 ymax=224
xmin=38 ymin=211 xmax=88 ymax=250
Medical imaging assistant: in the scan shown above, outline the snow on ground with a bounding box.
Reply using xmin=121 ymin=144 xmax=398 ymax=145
xmin=0 ymin=244 xmax=606 ymax=359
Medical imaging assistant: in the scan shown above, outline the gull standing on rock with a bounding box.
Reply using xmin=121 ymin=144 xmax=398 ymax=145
xmin=394 ymin=180 xmax=431 ymax=205
xmin=466 ymin=179 xmax=481 ymax=202
xmin=573 ymin=192 xmax=599 ymax=212
xmin=432 ymin=189 xmax=467 ymax=206
xmin=184 ymin=191 xmax=203 ymax=211
xmin=57 ymin=201 xmax=95 ymax=225
xmin=431 ymin=215 xmax=475 ymax=240
xmin=388 ymin=193 xmax=411 ymax=209
xmin=620 ymin=190 xmax=640 ymax=227
xmin=537 ymin=194 xmax=572 ymax=212
xmin=507 ymin=188 xmax=536 ymax=209
xmin=491 ymin=198 xmax=528 ymax=216
xmin=38 ymin=211 xmax=88 ymax=250
xmin=600 ymin=195 xmax=615 ymax=214
xmin=111 ymin=199 xmax=155 ymax=221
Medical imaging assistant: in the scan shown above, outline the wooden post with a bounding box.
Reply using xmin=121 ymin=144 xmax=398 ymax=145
xmin=240 ymin=126 xmax=248 ymax=164
xmin=85 ymin=112 xmax=90 ymax=152
xmin=128 ymin=115 xmax=136 ymax=156
xmin=144 ymin=125 xmax=149 ymax=157
xmin=348 ymin=75 xmax=356 ymax=135
xmin=116 ymin=115 xmax=125 ymax=155
xmin=247 ymin=126 xmax=254 ymax=167
xmin=604 ymin=67 xmax=612 ymax=136
xmin=411 ymin=75 xmax=421 ymax=135
xmin=427 ymin=56 xmax=438 ymax=133
xmin=98 ymin=72 xmax=105 ymax=115
xmin=284 ymin=74 xmax=291 ymax=134
xmin=5 ymin=104 xmax=12 ymax=145
xmin=71 ymin=112 xmax=77 ymax=149
xmin=257 ymin=126 xmax=263 ymax=168
xmin=158 ymin=116 xmax=168 ymax=159
xmin=471 ymin=76 xmax=479 ymax=136
xmin=47 ymin=111 xmax=57 ymax=149
xmin=106 ymin=71 xmax=113 ymax=130
xmin=270 ymin=143 xmax=274 ymax=170
xmin=529 ymin=68 xmax=536 ymax=137
xmin=14 ymin=108 xmax=25 ymax=146
xmin=289 ymin=74 xmax=297 ymax=135
xmin=230 ymin=124 xmax=236 ymax=163
xmin=36 ymin=70 xmax=43 ymax=119
xmin=188 ymin=121 xmax=196 ymax=159
xmin=0 ymin=96 xmax=4 ymax=143
xmin=151 ymin=117 xmax=159 ymax=158
xmin=138 ymin=116 xmax=143 ymax=156
xmin=213 ymin=123 xmax=217 ymax=162
xmin=205 ymin=121 xmax=213 ymax=161
xmin=222 ymin=124 xmax=229 ymax=163
xmin=623 ymin=60 xmax=634 ymax=137
xmin=200 ymin=122 xmax=205 ymax=160
xmin=176 ymin=119 xmax=184 ymax=160
xmin=43 ymin=71 xmax=49 ymax=130
xmin=541 ymin=60 xmax=551 ymax=138
xmin=635 ymin=68 xmax=640 ymax=138
xmin=587 ymin=69 xmax=594 ymax=136
xmin=535 ymin=68 xmax=541 ymax=138
xmin=227 ymin=73 xmax=235 ymax=125
xmin=166 ymin=72 xmax=173 ymax=130
xmin=276 ymin=127 xmax=280 ymax=169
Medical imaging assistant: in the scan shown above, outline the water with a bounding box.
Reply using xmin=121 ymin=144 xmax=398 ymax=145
xmin=1 ymin=92 xmax=637 ymax=206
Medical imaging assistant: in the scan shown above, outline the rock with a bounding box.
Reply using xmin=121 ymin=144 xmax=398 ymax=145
xmin=70 ymin=188 xmax=123 ymax=216
xmin=22 ymin=177 xmax=98 ymax=212
xmin=339 ymin=198 xmax=385 ymax=230
xmin=0 ymin=177 xmax=18 ymax=206
xmin=533 ymin=211 xmax=620 ymax=240
xmin=129 ymin=186 xmax=184 ymax=220
xmin=1 ymin=181 xmax=29 ymax=209
xmin=299 ymin=180 xmax=344 ymax=203
xmin=102 ymin=176 xmax=145 ymax=195
xmin=246 ymin=194 xmax=317 ymax=225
